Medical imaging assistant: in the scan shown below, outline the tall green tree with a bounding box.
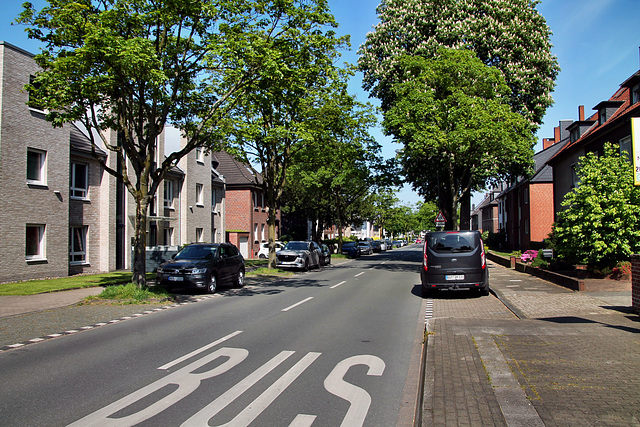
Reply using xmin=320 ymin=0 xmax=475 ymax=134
xmin=553 ymin=143 xmax=640 ymax=270
xmin=383 ymin=50 xmax=535 ymax=229
xmin=358 ymin=0 xmax=559 ymax=126
xmin=218 ymin=8 xmax=347 ymax=267
xmin=18 ymin=0 xmax=336 ymax=285
xmin=283 ymin=85 xmax=383 ymax=251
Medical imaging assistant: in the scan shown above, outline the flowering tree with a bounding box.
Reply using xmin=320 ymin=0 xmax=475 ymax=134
xmin=553 ymin=143 xmax=640 ymax=270
xmin=358 ymin=0 xmax=559 ymax=126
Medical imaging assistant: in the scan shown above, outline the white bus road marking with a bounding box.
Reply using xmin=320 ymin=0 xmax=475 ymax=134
xmin=330 ymin=281 xmax=346 ymax=289
xmin=282 ymin=297 xmax=314 ymax=312
xmin=354 ymin=272 xmax=365 ymax=277
xmin=159 ymin=330 xmax=243 ymax=370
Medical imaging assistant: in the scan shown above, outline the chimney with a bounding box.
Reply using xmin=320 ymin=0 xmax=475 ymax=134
xmin=554 ymin=125 xmax=561 ymax=143
xmin=578 ymin=105 xmax=585 ymax=121
xmin=543 ymin=138 xmax=555 ymax=150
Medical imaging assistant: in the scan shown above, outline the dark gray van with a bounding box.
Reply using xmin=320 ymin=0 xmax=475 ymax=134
xmin=420 ymin=230 xmax=489 ymax=296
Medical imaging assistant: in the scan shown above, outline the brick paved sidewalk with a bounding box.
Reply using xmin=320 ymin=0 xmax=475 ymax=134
xmin=421 ymin=261 xmax=640 ymax=426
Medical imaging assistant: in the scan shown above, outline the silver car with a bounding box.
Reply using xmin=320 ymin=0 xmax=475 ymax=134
xmin=276 ymin=241 xmax=322 ymax=271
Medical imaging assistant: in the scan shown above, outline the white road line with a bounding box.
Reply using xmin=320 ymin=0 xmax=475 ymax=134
xmin=331 ymin=281 xmax=346 ymax=289
xmin=355 ymin=272 xmax=365 ymax=277
xmin=282 ymin=297 xmax=314 ymax=312
xmin=509 ymin=280 xmax=522 ymax=282
xmin=158 ymin=330 xmax=243 ymax=370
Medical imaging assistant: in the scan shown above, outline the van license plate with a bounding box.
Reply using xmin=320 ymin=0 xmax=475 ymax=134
xmin=445 ymin=275 xmax=464 ymax=281
xmin=168 ymin=276 xmax=184 ymax=282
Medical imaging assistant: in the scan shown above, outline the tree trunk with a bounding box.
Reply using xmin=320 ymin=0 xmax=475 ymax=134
xmin=132 ymin=197 xmax=148 ymax=287
xmin=459 ymin=188 xmax=471 ymax=230
xmin=267 ymin=205 xmax=278 ymax=269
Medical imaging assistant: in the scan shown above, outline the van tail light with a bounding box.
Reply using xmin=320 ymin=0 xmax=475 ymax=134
xmin=480 ymin=240 xmax=486 ymax=270
xmin=423 ymin=246 xmax=428 ymax=271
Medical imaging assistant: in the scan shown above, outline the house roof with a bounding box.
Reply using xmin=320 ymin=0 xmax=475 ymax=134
xmin=548 ymin=69 xmax=640 ymax=163
xmin=529 ymin=138 xmax=568 ymax=183
xmin=70 ymin=123 xmax=107 ymax=158
xmin=212 ymin=151 xmax=263 ymax=187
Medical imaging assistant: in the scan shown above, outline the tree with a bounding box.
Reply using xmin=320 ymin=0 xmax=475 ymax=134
xmin=18 ymin=0 xmax=336 ymax=285
xmin=553 ymin=143 xmax=640 ymax=270
xmin=218 ymin=11 xmax=348 ymax=267
xmin=383 ymin=50 xmax=534 ymax=229
xmin=283 ymin=85 xmax=383 ymax=251
xmin=358 ymin=0 xmax=559 ymax=126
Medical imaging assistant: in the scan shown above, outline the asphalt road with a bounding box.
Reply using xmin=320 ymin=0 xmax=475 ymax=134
xmin=0 ymin=246 xmax=425 ymax=426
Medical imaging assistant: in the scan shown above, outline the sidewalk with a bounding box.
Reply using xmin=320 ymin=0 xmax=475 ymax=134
xmin=421 ymin=260 xmax=640 ymax=426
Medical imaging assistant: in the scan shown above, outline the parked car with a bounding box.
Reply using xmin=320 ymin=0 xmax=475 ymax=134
xmin=520 ymin=249 xmax=539 ymax=263
xmin=157 ymin=243 xmax=245 ymax=294
xmin=357 ymin=241 xmax=373 ymax=255
xmin=257 ymin=241 xmax=284 ymax=259
xmin=276 ymin=241 xmax=322 ymax=271
xmin=320 ymin=244 xmax=332 ymax=266
xmin=392 ymin=240 xmax=402 ymax=248
xmin=379 ymin=240 xmax=387 ymax=251
xmin=341 ymin=242 xmax=360 ymax=258
xmin=370 ymin=240 xmax=382 ymax=253
xmin=385 ymin=239 xmax=393 ymax=249
xmin=420 ymin=230 xmax=489 ymax=296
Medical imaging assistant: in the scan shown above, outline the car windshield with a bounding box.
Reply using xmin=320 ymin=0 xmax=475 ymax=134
xmin=284 ymin=241 xmax=309 ymax=251
xmin=175 ymin=245 xmax=217 ymax=260
xmin=343 ymin=243 xmax=355 ymax=248
xmin=429 ymin=233 xmax=475 ymax=253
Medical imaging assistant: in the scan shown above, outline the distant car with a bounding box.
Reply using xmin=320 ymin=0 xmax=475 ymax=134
xmin=420 ymin=230 xmax=489 ymax=296
xmin=379 ymin=240 xmax=387 ymax=251
xmin=257 ymin=241 xmax=284 ymax=259
xmin=276 ymin=241 xmax=322 ymax=271
xmin=341 ymin=242 xmax=360 ymax=258
xmin=357 ymin=241 xmax=373 ymax=255
xmin=320 ymin=244 xmax=332 ymax=266
xmin=392 ymin=240 xmax=402 ymax=248
xmin=520 ymin=250 xmax=539 ymax=262
xmin=157 ymin=243 xmax=245 ymax=294
xmin=370 ymin=240 xmax=382 ymax=253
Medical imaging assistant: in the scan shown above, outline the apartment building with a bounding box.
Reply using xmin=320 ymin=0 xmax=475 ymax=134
xmin=0 ymin=41 xmax=232 ymax=283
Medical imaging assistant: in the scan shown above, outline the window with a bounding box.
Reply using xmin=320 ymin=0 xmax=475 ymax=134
xmin=620 ymin=136 xmax=632 ymax=161
xmin=164 ymin=227 xmax=174 ymax=246
xmin=196 ymin=228 xmax=204 ymax=242
xmin=632 ymin=83 xmax=640 ymax=105
xmin=261 ymin=224 xmax=265 ymax=242
xmin=196 ymin=183 xmax=204 ymax=206
xmin=28 ymin=75 xmax=44 ymax=111
xmin=69 ymin=226 xmax=87 ymax=264
xmin=164 ymin=180 xmax=174 ymax=208
xmin=599 ymin=108 xmax=607 ymax=125
xmin=70 ymin=162 xmax=88 ymax=198
xmin=27 ymin=148 xmax=46 ymax=185
xmin=211 ymin=187 xmax=217 ymax=213
xmin=254 ymin=223 xmax=259 ymax=243
xmin=26 ymin=224 xmax=45 ymax=260
xmin=195 ymin=147 xmax=204 ymax=164
xmin=570 ymin=128 xmax=580 ymax=143
xmin=570 ymin=163 xmax=579 ymax=188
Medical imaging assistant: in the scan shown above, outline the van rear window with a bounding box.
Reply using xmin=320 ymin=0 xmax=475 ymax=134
xmin=428 ymin=233 xmax=476 ymax=253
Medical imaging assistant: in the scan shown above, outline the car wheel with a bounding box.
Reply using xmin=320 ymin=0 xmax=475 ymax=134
xmin=235 ymin=268 xmax=245 ymax=288
xmin=422 ymin=286 xmax=434 ymax=298
xmin=206 ymin=274 xmax=217 ymax=294
xmin=303 ymin=258 xmax=309 ymax=271
xmin=259 ymin=254 xmax=267 ymax=259
xmin=480 ymin=286 xmax=490 ymax=296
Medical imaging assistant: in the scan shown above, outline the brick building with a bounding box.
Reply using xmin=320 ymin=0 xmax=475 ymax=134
xmin=212 ymin=151 xmax=280 ymax=259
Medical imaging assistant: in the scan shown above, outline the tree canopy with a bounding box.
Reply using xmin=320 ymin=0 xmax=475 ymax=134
xmin=553 ymin=143 xmax=640 ymax=270
xmin=383 ymin=49 xmax=535 ymax=229
xmin=17 ymin=0 xmax=342 ymax=284
xmin=358 ymin=0 xmax=559 ymax=126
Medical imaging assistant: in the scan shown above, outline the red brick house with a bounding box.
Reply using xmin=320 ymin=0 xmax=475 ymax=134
xmin=497 ymin=135 xmax=565 ymax=250
xmin=212 ymin=151 xmax=280 ymax=259
xmin=548 ymin=70 xmax=640 ymax=217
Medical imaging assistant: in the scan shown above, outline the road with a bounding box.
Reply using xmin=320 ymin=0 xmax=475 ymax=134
xmin=0 ymin=246 xmax=426 ymax=426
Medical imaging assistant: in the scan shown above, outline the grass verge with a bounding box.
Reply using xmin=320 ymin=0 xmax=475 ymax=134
xmin=83 ymin=283 xmax=172 ymax=305
xmin=0 ymin=272 xmax=152 ymax=296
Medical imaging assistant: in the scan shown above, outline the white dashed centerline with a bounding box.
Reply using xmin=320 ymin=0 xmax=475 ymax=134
xmin=330 ymin=281 xmax=346 ymax=289
xmin=282 ymin=297 xmax=314 ymax=312
xmin=355 ymin=272 xmax=365 ymax=277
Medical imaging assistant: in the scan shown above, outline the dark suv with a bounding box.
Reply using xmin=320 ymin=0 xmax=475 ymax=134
xmin=420 ymin=230 xmax=489 ymax=296
xmin=157 ymin=243 xmax=245 ymax=294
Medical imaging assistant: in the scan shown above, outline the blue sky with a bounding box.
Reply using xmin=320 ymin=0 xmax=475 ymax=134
xmin=3 ymin=0 xmax=640 ymax=206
